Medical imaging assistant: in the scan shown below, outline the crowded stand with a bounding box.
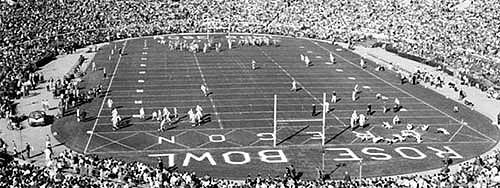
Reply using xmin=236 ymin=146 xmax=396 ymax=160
xmin=1 ymin=0 xmax=500 ymax=187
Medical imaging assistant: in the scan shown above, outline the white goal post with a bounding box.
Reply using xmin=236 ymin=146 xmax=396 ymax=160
xmin=273 ymin=93 xmax=327 ymax=147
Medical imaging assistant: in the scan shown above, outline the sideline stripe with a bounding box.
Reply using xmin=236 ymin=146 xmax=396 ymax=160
xmin=193 ymin=54 xmax=224 ymax=129
xmin=83 ymin=40 xmax=128 ymax=154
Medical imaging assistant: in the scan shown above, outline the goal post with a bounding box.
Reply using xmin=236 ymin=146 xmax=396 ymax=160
xmin=273 ymin=93 xmax=327 ymax=147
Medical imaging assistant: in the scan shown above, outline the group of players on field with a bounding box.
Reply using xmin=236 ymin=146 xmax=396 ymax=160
xmin=105 ymin=35 xmax=451 ymax=144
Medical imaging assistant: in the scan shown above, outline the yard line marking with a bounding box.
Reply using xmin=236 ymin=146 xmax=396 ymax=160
xmin=138 ymin=80 xmax=144 ymax=83
xmin=140 ymin=64 xmax=146 ymax=67
xmin=83 ymin=40 xmax=128 ymax=154
xmin=111 ymin=80 xmax=386 ymax=86
xmin=113 ymin=71 xmax=378 ymax=77
xmin=109 ymin=102 xmax=430 ymax=110
xmin=90 ymin=122 xmax=465 ymax=135
xmin=134 ymin=100 xmax=142 ymax=104
xmin=100 ymin=108 xmax=435 ymax=115
xmin=97 ymin=115 xmax=450 ymax=122
xmin=136 ymin=89 xmax=144 ymax=93
xmin=448 ymin=123 xmax=464 ymax=142
xmin=116 ymin=65 xmax=365 ymax=71
xmin=139 ymin=71 xmax=146 ymax=74
xmin=87 ymin=140 xmax=494 ymax=155
xmin=88 ymin=132 xmax=139 ymax=153
xmin=312 ymin=42 xmax=497 ymax=142
xmin=106 ymin=96 xmax=419 ymax=103
xmin=193 ymin=54 xmax=223 ymax=129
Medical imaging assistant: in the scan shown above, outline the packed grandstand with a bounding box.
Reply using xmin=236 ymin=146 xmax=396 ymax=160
xmin=1 ymin=0 xmax=500 ymax=187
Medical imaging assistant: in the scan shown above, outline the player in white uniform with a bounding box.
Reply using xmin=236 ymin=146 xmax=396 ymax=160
xmin=305 ymin=56 xmax=311 ymax=67
xmin=331 ymin=90 xmax=337 ymax=103
xmin=393 ymin=115 xmax=400 ymax=125
xmin=360 ymin=58 xmax=366 ymax=68
xmin=291 ymin=80 xmax=298 ymax=92
xmin=107 ymin=98 xmax=113 ymax=109
xmin=188 ymin=109 xmax=195 ymax=125
xmin=139 ymin=107 xmax=145 ymax=119
xmin=251 ymin=60 xmax=257 ymax=70
xmin=359 ymin=114 xmax=366 ymax=127
xmin=352 ymin=90 xmax=357 ymax=101
xmin=330 ymin=53 xmax=336 ymax=64
xmin=201 ymin=84 xmax=208 ymax=96
xmin=159 ymin=118 xmax=166 ymax=132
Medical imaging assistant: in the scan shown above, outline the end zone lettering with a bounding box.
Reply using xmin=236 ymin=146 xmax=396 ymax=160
xmin=148 ymin=146 xmax=463 ymax=167
xmin=148 ymin=150 xmax=288 ymax=167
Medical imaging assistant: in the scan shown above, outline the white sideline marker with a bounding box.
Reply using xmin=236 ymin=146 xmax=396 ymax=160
xmin=141 ymin=58 xmax=147 ymax=61
xmin=347 ymin=77 xmax=356 ymax=80
xmin=136 ymin=89 xmax=144 ymax=93
xmin=299 ymin=46 xmax=305 ymax=49
xmin=315 ymin=56 xmax=322 ymax=59
xmin=132 ymin=114 xmax=141 ymax=118
xmin=362 ymin=86 xmax=371 ymax=89
xmin=134 ymin=100 xmax=142 ymax=104
xmin=336 ymin=69 xmax=343 ymax=72
xmin=140 ymin=64 xmax=146 ymax=67
xmin=138 ymin=80 xmax=144 ymax=83
xmin=139 ymin=71 xmax=146 ymax=74
xmin=325 ymin=62 xmax=333 ymax=65
xmin=400 ymin=108 xmax=408 ymax=112
xmin=336 ymin=48 xmax=342 ymax=51
xmin=142 ymin=52 xmax=148 ymax=55
xmin=306 ymin=51 xmax=313 ymax=53
xmin=143 ymin=47 xmax=148 ymax=50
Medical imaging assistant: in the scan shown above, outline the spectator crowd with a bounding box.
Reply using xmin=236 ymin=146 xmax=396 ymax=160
xmin=1 ymin=0 xmax=500 ymax=187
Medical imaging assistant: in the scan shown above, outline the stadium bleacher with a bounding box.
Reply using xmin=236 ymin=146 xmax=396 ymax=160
xmin=1 ymin=0 xmax=500 ymax=187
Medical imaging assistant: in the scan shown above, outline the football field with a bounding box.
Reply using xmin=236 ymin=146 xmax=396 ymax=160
xmin=53 ymin=34 xmax=499 ymax=179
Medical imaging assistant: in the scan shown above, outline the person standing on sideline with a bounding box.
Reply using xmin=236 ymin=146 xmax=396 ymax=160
xmin=25 ymin=142 xmax=31 ymax=159
xmin=76 ymin=107 xmax=81 ymax=122
xmin=92 ymin=61 xmax=96 ymax=71
xmin=312 ymin=104 xmax=316 ymax=116
xmin=324 ymin=102 xmax=330 ymax=113
xmin=103 ymin=67 xmax=107 ymax=79
xmin=251 ymin=60 xmax=257 ymax=70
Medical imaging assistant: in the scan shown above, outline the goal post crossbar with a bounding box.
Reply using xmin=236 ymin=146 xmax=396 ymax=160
xmin=273 ymin=93 xmax=327 ymax=147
